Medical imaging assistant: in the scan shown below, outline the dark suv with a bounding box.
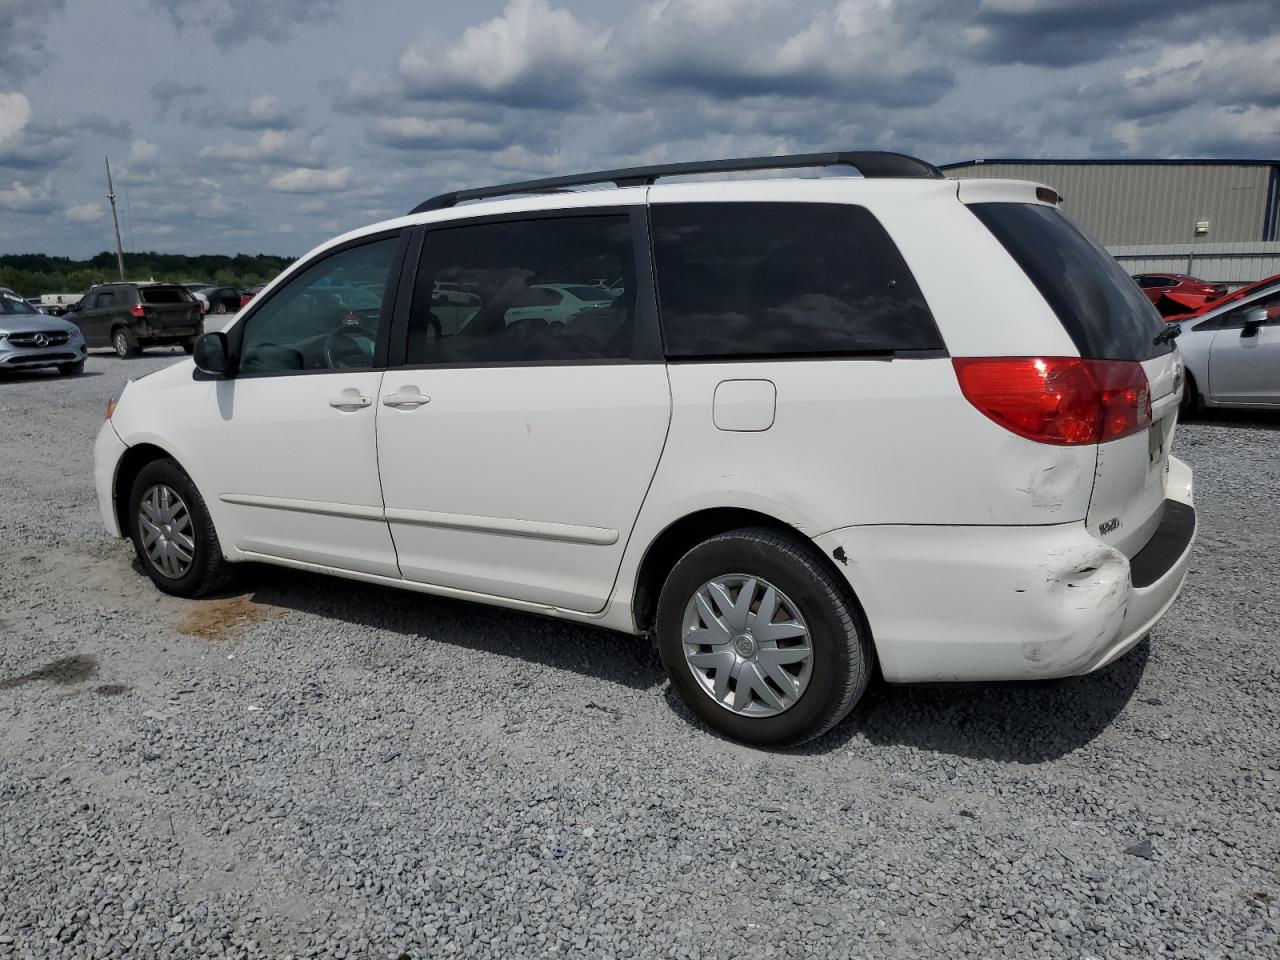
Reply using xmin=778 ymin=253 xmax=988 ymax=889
xmin=69 ymin=283 xmax=202 ymax=358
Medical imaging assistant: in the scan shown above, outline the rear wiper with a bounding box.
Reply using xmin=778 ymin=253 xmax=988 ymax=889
xmin=1153 ymin=324 xmax=1181 ymax=346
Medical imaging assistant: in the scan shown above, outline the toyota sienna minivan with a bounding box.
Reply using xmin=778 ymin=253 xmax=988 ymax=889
xmin=94 ymin=151 xmax=1196 ymax=745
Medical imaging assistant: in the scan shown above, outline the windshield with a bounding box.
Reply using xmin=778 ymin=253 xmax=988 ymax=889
xmin=0 ymin=293 xmax=39 ymax=315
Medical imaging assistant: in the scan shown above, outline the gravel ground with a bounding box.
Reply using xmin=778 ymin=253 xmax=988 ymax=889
xmin=1 ymin=351 xmax=1278 ymax=960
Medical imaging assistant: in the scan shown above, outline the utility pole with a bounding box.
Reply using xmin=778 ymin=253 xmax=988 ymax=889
xmin=105 ymin=157 xmax=126 ymax=281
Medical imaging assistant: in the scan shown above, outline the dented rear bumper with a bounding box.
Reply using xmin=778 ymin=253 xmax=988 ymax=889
xmin=813 ymin=456 xmax=1195 ymax=684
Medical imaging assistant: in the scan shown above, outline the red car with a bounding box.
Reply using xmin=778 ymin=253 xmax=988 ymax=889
xmin=1163 ymin=272 xmax=1280 ymax=323
xmin=1132 ymin=273 xmax=1228 ymax=317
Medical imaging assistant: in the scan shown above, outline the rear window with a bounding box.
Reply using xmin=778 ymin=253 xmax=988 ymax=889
xmin=968 ymin=203 xmax=1170 ymax=361
xmin=651 ymin=202 xmax=942 ymax=359
xmin=140 ymin=286 xmax=193 ymax=304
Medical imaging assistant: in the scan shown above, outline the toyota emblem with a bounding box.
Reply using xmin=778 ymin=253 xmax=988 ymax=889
xmin=33 ymin=333 xmax=50 ymax=347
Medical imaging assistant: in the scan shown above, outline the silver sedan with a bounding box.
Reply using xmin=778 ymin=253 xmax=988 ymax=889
xmin=1177 ymin=281 xmax=1280 ymax=412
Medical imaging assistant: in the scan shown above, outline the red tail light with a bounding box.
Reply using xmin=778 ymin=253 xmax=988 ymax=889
xmin=129 ymin=304 xmax=145 ymax=318
xmin=953 ymin=357 xmax=1151 ymax=445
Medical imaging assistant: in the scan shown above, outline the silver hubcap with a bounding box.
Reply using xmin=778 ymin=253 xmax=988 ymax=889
xmin=138 ymin=484 xmax=195 ymax=579
xmin=681 ymin=575 xmax=813 ymax=718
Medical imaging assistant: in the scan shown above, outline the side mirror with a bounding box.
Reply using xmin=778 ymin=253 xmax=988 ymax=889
xmin=1241 ymin=306 xmax=1267 ymax=337
xmin=193 ymin=331 xmax=231 ymax=377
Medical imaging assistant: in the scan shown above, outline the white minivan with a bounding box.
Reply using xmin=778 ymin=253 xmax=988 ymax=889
xmin=94 ymin=152 xmax=1196 ymax=746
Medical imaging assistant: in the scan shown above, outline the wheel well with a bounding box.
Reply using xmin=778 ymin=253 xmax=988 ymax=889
xmin=113 ymin=443 xmax=172 ymax=536
xmin=631 ymin=508 xmax=800 ymax=633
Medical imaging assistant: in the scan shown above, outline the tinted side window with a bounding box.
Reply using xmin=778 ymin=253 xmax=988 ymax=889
xmin=96 ymin=291 xmax=117 ymax=309
xmin=969 ymin=203 xmax=1170 ymax=361
xmin=238 ymin=236 xmax=399 ymax=374
xmin=651 ymin=202 xmax=941 ymax=359
xmin=406 ymin=215 xmax=637 ymax=366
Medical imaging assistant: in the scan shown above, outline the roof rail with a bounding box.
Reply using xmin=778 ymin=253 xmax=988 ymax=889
xmin=409 ymin=150 xmax=942 ymax=214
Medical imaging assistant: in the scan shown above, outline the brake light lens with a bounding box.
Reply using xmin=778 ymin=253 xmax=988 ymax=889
xmin=953 ymin=357 xmax=1151 ymax=445
xmin=129 ymin=304 xmax=145 ymax=318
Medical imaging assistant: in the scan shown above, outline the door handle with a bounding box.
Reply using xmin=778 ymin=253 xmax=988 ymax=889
xmin=328 ymin=394 xmax=372 ymax=411
xmin=382 ymin=392 xmax=431 ymax=409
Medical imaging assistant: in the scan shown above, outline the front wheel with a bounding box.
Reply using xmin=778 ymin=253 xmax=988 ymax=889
xmin=655 ymin=527 xmax=872 ymax=747
xmin=128 ymin=458 xmax=234 ymax=597
xmin=1179 ymin=369 xmax=1201 ymax=417
xmin=57 ymin=361 xmax=85 ymax=376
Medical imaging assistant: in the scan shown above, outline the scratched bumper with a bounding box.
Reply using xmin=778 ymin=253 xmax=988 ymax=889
xmin=812 ymin=457 xmax=1195 ymax=684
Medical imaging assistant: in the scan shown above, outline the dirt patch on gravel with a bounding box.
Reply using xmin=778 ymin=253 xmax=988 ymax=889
xmin=177 ymin=595 xmax=281 ymax=642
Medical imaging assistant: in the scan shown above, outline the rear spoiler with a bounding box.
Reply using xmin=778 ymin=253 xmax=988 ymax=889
xmin=954 ymin=178 xmax=1062 ymax=207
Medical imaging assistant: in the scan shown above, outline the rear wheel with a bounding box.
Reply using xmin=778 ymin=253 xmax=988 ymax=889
xmin=655 ymin=527 xmax=872 ymax=747
xmin=128 ymin=458 xmax=233 ymax=597
xmin=213 ymin=302 xmax=228 ymax=315
xmin=112 ymin=327 xmax=139 ymax=359
xmin=57 ymin=361 xmax=84 ymax=376
xmin=181 ymin=338 xmax=195 ymax=354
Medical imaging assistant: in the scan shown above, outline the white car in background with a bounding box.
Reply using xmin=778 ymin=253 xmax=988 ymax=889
xmin=1176 ymin=280 xmax=1280 ymax=412
xmin=94 ymin=151 xmax=1196 ymax=746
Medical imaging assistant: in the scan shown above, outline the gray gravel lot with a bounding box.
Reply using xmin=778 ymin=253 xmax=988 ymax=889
xmin=1 ymin=351 xmax=1278 ymax=960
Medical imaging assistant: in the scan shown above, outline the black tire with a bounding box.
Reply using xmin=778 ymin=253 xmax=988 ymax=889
xmin=181 ymin=339 xmax=195 ymax=355
xmin=128 ymin=458 xmax=234 ymax=598
xmin=213 ymin=302 xmax=228 ymax=315
xmin=57 ymin=361 xmax=85 ymax=376
xmin=654 ymin=527 xmax=872 ymax=747
xmin=1179 ymin=369 xmax=1201 ymax=417
xmin=112 ymin=327 xmax=139 ymax=359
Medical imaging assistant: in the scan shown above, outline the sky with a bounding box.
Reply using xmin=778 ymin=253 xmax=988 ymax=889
xmin=0 ymin=0 xmax=1277 ymax=259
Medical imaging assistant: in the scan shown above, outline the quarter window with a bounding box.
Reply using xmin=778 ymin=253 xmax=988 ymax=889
xmin=651 ymin=202 xmax=941 ymax=359
xmin=405 ymin=215 xmax=637 ymax=366
xmin=238 ymin=236 xmax=399 ymax=374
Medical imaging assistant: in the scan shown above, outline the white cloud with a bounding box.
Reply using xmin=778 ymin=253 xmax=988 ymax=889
xmin=267 ymin=165 xmax=352 ymax=192
xmin=398 ymin=0 xmax=610 ymax=106
xmin=0 ymin=179 xmax=51 ymax=211
xmin=0 ymin=92 xmax=32 ymax=144
xmin=129 ymin=139 xmax=160 ymax=164
xmin=65 ymin=202 xmax=103 ymax=222
xmin=200 ymin=129 xmax=295 ymax=164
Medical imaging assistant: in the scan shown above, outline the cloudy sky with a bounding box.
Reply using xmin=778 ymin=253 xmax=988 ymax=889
xmin=1 ymin=0 xmax=1277 ymax=258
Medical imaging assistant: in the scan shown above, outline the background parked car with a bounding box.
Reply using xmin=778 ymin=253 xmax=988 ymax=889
xmin=66 ymin=282 xmax=202 ymax=357
xmin=1133 ymin=273 xmax=1228 ymax=317
xmin=0 ymin=291 xmax=87 ymax=376
xmin=1177 ymin=283 xmax=1280 ymax=412
xmin=1164 ymin=272 xmax=1280 ymax=322
xmin=239 ymin=284 xmax=267 ymax=310
xmin=198 ymin=286 xmax=243 ymax=314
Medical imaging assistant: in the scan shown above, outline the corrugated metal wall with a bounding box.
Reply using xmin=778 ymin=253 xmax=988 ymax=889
xmin=1110 ymin=242 xmax=1280 ymax=287
xmin=946 ymin=162 xmax=1275 ymax=246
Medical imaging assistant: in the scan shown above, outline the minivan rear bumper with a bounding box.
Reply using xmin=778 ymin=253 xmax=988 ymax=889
xmin=813 ymin=456 xmax=1195 ymax=683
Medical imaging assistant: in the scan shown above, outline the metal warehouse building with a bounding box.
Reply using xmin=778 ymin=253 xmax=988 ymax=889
xmin=942 ymin=159 xmax=1280 ymax=286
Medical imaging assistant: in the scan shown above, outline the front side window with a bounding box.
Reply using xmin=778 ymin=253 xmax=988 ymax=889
xmin=238 ymin=236 xmax=399 ymax=374
xmin=651 ymin=202 xmax=941 ymax=359
xmin=405 ymin=214 xmax=637 ymax=366
xmin=1216 ymin=289 xmax=1280 ymax=329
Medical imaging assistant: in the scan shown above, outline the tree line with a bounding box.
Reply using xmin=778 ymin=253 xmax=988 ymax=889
xmin=0 ymin=251 xmax=295 ymax=298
